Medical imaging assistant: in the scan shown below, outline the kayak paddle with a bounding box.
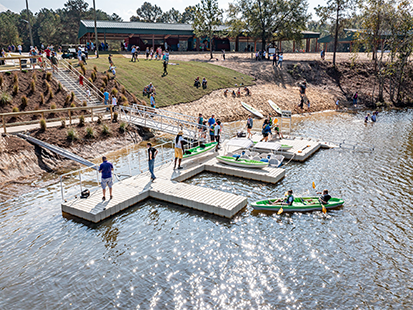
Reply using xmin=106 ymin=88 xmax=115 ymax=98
xmin=312 ymin=182 xmax=327 ymax=214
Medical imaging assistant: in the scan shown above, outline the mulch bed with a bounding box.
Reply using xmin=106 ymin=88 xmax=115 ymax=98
xmin=29 ymin=119 xmax=136 ymax=148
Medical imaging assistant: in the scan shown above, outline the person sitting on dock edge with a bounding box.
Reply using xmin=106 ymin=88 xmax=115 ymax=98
xmin=147 ymin=143 xmax=158 ymax=181
xmin=99 ymin=156 xmax=113 ymax=204
xmin=270 ymin=190 xmax=294 ymax=205
xmin=174 ymin=131 xmax=187 ymax=170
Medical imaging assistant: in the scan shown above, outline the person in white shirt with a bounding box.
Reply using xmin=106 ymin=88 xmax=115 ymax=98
xmin=17 ymin=45 xmax=22 ymax=55
xmin=214 ymin=120 xmax=221 ymax=150
xmin=174 ymin=131 xmax=187 ymax=170
xmin=112 ymin=96 xmax=117 ymax=111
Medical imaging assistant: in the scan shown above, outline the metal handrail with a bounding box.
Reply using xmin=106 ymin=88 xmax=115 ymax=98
xmin=59 ymin=141 xmax=175 ymax=202
xmin=133 ymin=103 xmax=198 ymax=122
xmin=59 ymin=59 xmax=104 ymax=104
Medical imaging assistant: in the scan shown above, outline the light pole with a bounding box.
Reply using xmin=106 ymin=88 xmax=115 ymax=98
xmin=25 ymin=0 xmax=34 ymax=48
xmin=93 ymin=0 xmax=99 ymax=58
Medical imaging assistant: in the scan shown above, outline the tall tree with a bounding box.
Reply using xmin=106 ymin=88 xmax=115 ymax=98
xmin=60 ymin=0 xmax=89 ymax=43
xmin=34 ymin=9 xmax=62 ymax=46
xmin=181 ymin=6 xmax=196 ymax=24
xmin=228 ymin=0 xmax=308 ymax=51
xmin=0 ymin=11 xmax=21 ymax=47
xmin=158 ymin=8 xmax=182 ymax=23
xmin=316 ymin=0 xmax=355 ymax=66
xmin=131 ymin=2 xmax=163 ymax=23
xmin=193 ymin=0 xmax=223 ymax=59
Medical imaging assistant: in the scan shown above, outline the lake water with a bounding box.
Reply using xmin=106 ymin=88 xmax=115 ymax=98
xmin=1 ymin=110 xmax=412 ymax=309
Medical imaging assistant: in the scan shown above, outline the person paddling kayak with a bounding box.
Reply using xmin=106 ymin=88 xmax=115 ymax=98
xmin=269 ymin=190 xmax=294 ymax=205
xmin=307 ymin=189 xmax=331 ymax=205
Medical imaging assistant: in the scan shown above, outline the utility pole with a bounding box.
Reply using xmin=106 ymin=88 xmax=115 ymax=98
xmin=93 ymin=0 xmax=99 ymax=58
xmin=25 ymin=0 xmax=34 ymax=48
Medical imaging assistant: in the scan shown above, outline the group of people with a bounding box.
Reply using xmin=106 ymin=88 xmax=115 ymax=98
xmin=365 ymin=111 xmax=379 ymax=123
xmin=194 ymin=77 xmax=208 ymax=89
xmin=269 ymin=189 xmax=332 ymax=206
xmin=224 ymin=87 xmax=251 ymax=98
xmin=142 ymin=83 xmax=157 ymax=107
xmin=196 ymin=114 xmax=223 ymax=147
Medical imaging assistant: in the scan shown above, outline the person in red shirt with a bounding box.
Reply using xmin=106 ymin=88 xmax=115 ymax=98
xmin=79 ymin=74 xmax=84 ymax=87
xmin=45 ymin=47 xmax=51 ymax=59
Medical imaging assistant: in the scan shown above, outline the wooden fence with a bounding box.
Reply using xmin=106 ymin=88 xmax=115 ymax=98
xmin=1 ymin=105 xmax=115 ymax=133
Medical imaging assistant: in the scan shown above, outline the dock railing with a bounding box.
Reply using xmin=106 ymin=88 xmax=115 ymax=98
xmin=59 ymin=141 xmax=175 ymax=202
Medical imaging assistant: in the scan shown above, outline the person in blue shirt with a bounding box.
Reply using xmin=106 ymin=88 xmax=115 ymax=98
xmin=208 ymin=115 xmax=216 ymax=127
xmin=270 ymin=190 xmax=294 ymax=205
xmin=131 ymin=46 xmax=136 ymax=62
xmin=77 ymin=47 xmax=83 ymax=65
xmin=103 ymin=91 xmax=109 ymax=105
xmin=150 ymin=94 xmax=156 ymax=108
xmin=260 ymin=119 xmax=272 ymax=142
xmin=99 ymin=156 xmax=113 ymax=202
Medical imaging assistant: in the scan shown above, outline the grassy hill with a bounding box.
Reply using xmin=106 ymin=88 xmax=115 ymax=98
xmin=81 ymin=56 xmax=255 ymax=107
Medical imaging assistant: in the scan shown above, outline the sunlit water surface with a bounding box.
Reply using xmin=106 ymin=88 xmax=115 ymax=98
xmin=1 ymin=110 xmax=413 ymax=309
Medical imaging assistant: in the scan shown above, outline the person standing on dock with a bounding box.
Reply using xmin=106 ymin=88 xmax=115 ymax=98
xmin=246 ymin=115 xmax=253 ymax=139
xmin=99 ymin=156 xmax=113 ymax=202
xmin=174 ymin=131 xmax=187 ymax=170
xmin=215 ymin=121 xmax=222 ymax=150
xmin=147 ymin=143 xmax=158 ymax=181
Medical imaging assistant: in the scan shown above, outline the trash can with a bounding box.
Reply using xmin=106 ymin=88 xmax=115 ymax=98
xmin=21 ymin=59 xmax=28 ymax=68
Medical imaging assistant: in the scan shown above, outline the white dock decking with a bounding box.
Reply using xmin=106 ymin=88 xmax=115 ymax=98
xmin=61 ymin=150 xmax=286 ymax=223
xmin=248 ymin=135 xmax=322 ymax=162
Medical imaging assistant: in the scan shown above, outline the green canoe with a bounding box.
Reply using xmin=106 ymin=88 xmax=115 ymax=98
xmin=183 ymin=142 xmax=217 ymax=159
xmin=216 ymin=155 xmax=269 ymax=169
xmin=251 ymin=197 xmax=344 ymax=212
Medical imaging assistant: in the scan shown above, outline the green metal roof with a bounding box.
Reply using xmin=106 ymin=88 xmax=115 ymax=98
xmin=318 ymin=29 xmax=358 ymax=43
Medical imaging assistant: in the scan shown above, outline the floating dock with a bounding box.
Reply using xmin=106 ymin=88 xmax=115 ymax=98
xmin=62 ymin=155 xmax=285 ymax=223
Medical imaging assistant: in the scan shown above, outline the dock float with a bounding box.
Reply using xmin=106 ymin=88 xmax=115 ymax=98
xmin=61 ymin=154 xmax=285 ymax=223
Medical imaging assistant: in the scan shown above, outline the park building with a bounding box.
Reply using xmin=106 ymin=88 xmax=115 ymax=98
xmin=78 ymin=20 xmax=321 ymax=53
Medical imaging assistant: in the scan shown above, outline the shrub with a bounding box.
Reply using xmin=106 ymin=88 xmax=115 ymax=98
xmin=13 ymin=73 xmax=18 ymax=84
xmin=67 ymin=128 xmax=79 ymax=141
xmin=119 ymin=121 xmax=128 ymax=132
xmin=50 ymin=103 xmax=56 ymax=109
xmin=30 ymin=80 xmax=35 ymax=92
xmin=22 ymin=69 xmax=28 ymax=73
xmin=0 ymin=92 xmax=12 ymax=105
xmin=102 ymin=76 xmax=108 ymax=84
xmin=45 ymin=82 xmax=51 ymax=92
xmin=113 ymin=111 xmax=118 ymax=122
xmin=0 ymin=75 xmax=3 ymax=88
xmin=40 ymin=93 xmax=44 ymax=104
xmin=122 ymin=102 xmax=129 ymax=107
xmin=21 ymin=96 xmax=28 ymax=108
xmin=88 ymin=77 xmax=93 ymax=83
xmin=80 ymin=64 xmax=86 ymax=76
xmin=100 ymin=87 xmax=104 ymax=93
xmin=121 ymin=86 xmax=126 ymax=94
xmin=70 ymin=103 xmax=76 ymax=108
xmin=93 ymin=65 xmax=97 ymax=72
xmin=82 ymin=101 xmax=87 ymax=107
xmin=32 ymin=72 xmax=37 ymax=81
xmin=34 ymin=105 xmax=40 ymax=111
xmin=97 ymin=115 xmax=103 ymax=124
xmin=85 ymin=126 xmax=94 ymax=138
xmin=102 ymin=80 xmax=107 ymax=87
xmin=60 ymin=118 xmax=66 ymax=128
xmin=120 ymin=95 xmax=127 ymax=102
xmin=65 ymin=95 xmax=70 ymax=105
xmin=46 ymin=72 xmax=52 ymax=81
xmin=5 ymin=72 xmax=11 ymax=76
xmin=68 ymin=63 xmax=73 ymax=71
xmin=12 ymin=106 xmax=19 ymax=112
xmin=111 ymin=88 xmax=118 ymax=96
xmin=102 ymin=124 xmax=110 ymax=135
xmin=91 ymin=71 xmax=96 ymax=81
xmin=49 ymin=89 xmax=54 ymax=99
xmin=70 ymin=92 xmax=75 ymax=102
xmin=12 ymin=84 xmax=19 ymax=95
xmin=141 ymin=100 xmax=147 ymax=106
xmin=106 ymin=72 xmax=110 ymax=80
xmin=78 ymin=115 xmax=85 ymax=126
xmin=39 ymin=118 xmax=47 ymax=131
xmin=58 ymin=83 xmax=62 ymax=92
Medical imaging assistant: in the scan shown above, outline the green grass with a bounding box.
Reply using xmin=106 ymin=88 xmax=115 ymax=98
xmin=83 ymin=57 xmax=255 ymax=107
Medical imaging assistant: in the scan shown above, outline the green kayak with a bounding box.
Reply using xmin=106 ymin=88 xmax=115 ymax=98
xmin=216 ymin=155 xmax=269 ymax=169
xmin=183 ymin=142 xmax=217 ymax=159
xmin=251 ymin=197 xmax=344 ymax=212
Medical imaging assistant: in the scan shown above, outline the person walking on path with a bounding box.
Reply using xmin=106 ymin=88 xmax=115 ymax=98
xmin=51 ymin=52 xmax=58 ymax=73
xmin=104 ymin=90 xmax=110 ymax=105
xmin=272 ymin=53 xmax=277 ymax=66
xmin=246 ymin=115 xmax=253 ymax=139
xmin=163 ymin=60 xmax=168 ymax=75
xmin=99 ymin=156 xmax=113 ymax=203
xmin=335 ymin=99 xmax=340 ymax=110
xmin=147 ymin=142 xmax=158 ymax=181
xmin=174 ymin=131 xmax=187 ymax=170
xmin=353 ymin=92 xmax=358 ymax=106
xmin=277 ymin=52 xmax=283 ymax=68
xmin=222 ymin=49 xmax=225 ymax=61
xmin=260 ymin=119 xmax=272 ymax=142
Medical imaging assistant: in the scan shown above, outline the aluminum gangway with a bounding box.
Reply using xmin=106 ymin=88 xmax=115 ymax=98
xmin=120 ymin=105 xmax=210 ymax=141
